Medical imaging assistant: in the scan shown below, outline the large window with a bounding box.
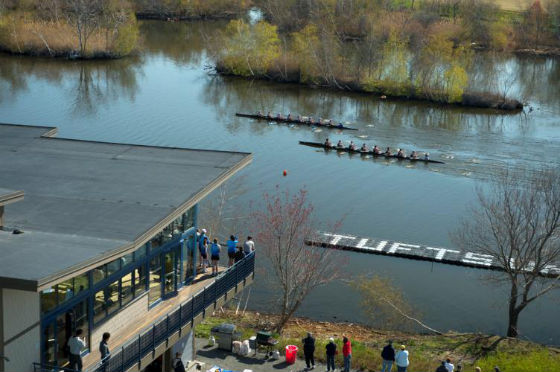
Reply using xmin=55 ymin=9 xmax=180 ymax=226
xmin=148 ymin=256 xmax=162 ymax=306
xmin=40 ymin=273 xmax=90 ymax=314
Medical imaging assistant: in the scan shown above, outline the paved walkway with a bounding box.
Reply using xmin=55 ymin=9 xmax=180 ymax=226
xmin=194 ymin=338 xmax=345 ymax=372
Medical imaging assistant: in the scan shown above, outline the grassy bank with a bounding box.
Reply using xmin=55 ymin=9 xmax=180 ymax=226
xmin=196 ymin=311 xmax=560 ymax=372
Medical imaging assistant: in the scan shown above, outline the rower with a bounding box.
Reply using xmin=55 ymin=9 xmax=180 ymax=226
xmin=337 ymin=122 xmax=344 ymax=129
xmin=410 ymin=151 xmax=418 ymax=159
xmin=385 ymin=147 xmax=392 ymax=156
xmin=325 ymin=138 xmax=333 ymax=147
xmin=318 ymin=118 xmax=323 ymax=125
xmin=309 ymin=117 xmax=314 ymax=124
xmin=397 ymin=149 xmax=405 ymax=158
xmin=424 ymin=152 xmax=430 ymax=160
xmin=360 ymin=143 xmax=368 ymax=152
xmin=349 ymin=141 xmax=356 ymax=151
xmin=373 ymin=145 xmax=381 ymax=155
xmin=287 ymin=113 xmax=292 ymax=120
xmin=267 ymin=111 xmax=272 ymax=118
xmin=297 ymin=115 xmax=302 ymax=122
xmin=336 ymin=140 xmax=344 ymax=148
xmin=257 ymin=110 xmax=262 ymax=116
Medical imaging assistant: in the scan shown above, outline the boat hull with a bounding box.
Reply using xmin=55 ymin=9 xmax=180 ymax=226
xmin=235 ymin=113 xmax=358 ymax=131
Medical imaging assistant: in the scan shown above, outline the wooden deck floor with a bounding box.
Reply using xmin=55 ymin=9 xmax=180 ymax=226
xmin=83 ymin=266 xmax=227 ymax=370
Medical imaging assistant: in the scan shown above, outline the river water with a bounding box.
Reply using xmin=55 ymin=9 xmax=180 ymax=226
xmin=1 ymin=20 xmax=559 ymax=344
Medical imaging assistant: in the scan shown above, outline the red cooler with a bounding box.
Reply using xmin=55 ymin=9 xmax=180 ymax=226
xmin=285 ymin=345 xmax=298 ymax=364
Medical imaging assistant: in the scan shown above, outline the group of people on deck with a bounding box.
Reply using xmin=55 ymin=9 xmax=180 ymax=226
xmin=325 ymin=138 xmax=429 ymax=160
xmin=256 ymin=111 xmax=345 ymax=128
xmin=196 ymin=228 xmax=255 ymax=276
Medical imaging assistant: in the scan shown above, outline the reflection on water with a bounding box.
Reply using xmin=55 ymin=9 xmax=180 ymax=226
xmin=0 ymin=20 xmax=559 ymax=344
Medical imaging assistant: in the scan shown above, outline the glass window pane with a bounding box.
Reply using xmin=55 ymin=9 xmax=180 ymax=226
xmin=57 ymin=280 xmax=74 ymax=304
xmin=121 ymin=253 xmax=133 ymax=268
xmin=42 ymin=323 xmax=55 ymax=365
xmin=93 ymin=290 xmax=106 ymax=324
xmin=107 ymin=260 xmax=121 ymax=277
xmin=121 ymin=272 xmax=133 ymax=307
xmin=74 ymin=273 xmax=89 ymax=292
xmin=148 ymin=256 xmax=161 ymax=306
xmin=134 ymin=265 xmax=146 ymax=297
xmin=106 ymin=280 xmax=120 ymax=315
xmin=135 ymin=245 xmax=147 ymax=261
xmin=93 ymin=265 xmax=106 ymax=284
xmin=40 ymin=288 xmax=58 ymax=314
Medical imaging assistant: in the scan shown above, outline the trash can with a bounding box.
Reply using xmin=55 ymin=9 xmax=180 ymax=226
xmin=249 ymin=336 xmax=257 ymax=350
xmin=210 ymin=323 xmax=241 ymax=351
xmin=285 ymin=345 xmax=298 ymax=364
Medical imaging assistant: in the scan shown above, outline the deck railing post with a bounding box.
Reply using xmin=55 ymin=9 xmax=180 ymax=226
xmin=152 ymin=324 xmax=155 ymax=350
xmin=138 ymin=335 xmax=141 ymax=365
xmin=121 ymin=346 xmax=125 ymax=372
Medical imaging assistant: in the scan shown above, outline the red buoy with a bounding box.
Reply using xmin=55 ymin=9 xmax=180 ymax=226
xmin=283 ymin=170 xmax=287 ymax=176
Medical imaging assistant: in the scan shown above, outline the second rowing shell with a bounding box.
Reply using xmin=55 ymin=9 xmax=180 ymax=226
xmin=235 ymin=113 xmax=358 ymax=131
xmin=299 ymin=141 xmax=445 ymax=164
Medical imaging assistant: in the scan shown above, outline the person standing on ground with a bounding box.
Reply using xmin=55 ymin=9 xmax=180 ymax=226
xmin=99 ymin=332 xmax=111 ymax=363
xmin=444 ymin=358 xmax=454 ymax=372
xmin=210 ymin=238 xmax=221 ymax=276
xmin=243 ymin=236 xmax=255 ymax=255
xmin=302 ymin=332 xmax=316 ymax=370
xmin=234 ymin=245 xmax=245 ymax=263
xmin=395 ymin=345 xmax=409 ymax=372
xmin=342 ymin=336 xmax=352 ymax=372
xmin=381 ymin=340 xmax=395 ymax=372
xmin=436 ymin=361 xmax=448 ymax=372
xmin=68 ymin=329 xmax=86 ymax=371
xmin=325 ymin=337 xmax=337 ymax=372
xmin=227 ymin=235 xmax=238 ymax=267
xmin=174 ymin=352 xmax=186 ymax=372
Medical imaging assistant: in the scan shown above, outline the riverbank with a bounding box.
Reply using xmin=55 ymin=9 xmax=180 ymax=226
xmin=196 ymin=310 xmax=560 ymax=372
xmin=215 ymin=65 xmax=523 ymax=111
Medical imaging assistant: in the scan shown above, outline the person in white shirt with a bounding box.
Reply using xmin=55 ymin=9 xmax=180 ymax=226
xmin=395 ymin=345 xmax=409 ymax=372
xmin=444 ymin=358 xmax=454 ymax=372
xmin=68 ymin=329 xmax=87 ymax=371
xmin=243 ymin=236 xmax=255 ymax=255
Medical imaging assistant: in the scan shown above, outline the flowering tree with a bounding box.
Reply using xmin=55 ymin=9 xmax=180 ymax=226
xmin=252 ymin=187 xmax=343 ymax=333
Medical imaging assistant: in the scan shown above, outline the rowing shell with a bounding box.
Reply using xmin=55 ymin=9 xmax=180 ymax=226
xmin=235 ymin=113 xmax=358 ymax=131
xmin=299 ymin=141 xmax=445 ymax=164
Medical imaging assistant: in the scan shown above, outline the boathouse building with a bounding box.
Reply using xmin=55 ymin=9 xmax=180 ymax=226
xmin=0 ymin=124 xmax=254 ymax=372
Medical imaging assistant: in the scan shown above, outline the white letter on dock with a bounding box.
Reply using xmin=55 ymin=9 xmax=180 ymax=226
xmin=323 ymin=233 xmax=356 ymax=245
xmin=388 ymin=242 xmax=420 ymax=254
xmin=426 ymin=247 xmax=460 ymax=260
xmin=462 ymin=252 xmax=494 ymax=266
xmin=356 ymin=239 xmax=387 ymax=252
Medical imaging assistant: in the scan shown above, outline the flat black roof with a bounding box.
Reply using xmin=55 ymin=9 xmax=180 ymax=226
xmin=0 ymin=124 xmax=252 ymax=291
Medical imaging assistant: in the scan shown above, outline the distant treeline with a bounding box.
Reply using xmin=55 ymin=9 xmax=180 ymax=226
xmin=0 ymin=0 xmax=251 ymax=58
xmin=213 ymin=0 xmax=560 ymax=108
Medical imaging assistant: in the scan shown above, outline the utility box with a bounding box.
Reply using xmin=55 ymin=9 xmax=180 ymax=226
xmin=210 ymin=323 xmax=241 ymax=351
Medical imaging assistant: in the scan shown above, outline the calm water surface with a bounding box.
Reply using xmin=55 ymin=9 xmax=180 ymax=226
xmin=1 ymin=21 xmax=559 ymax=344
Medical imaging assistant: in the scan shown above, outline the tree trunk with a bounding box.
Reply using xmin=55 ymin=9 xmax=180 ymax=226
xmin=507 ymin=283 xmax=519 ymax=338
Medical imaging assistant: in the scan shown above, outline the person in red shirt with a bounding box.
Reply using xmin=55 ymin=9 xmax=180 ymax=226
xmin=342 ymin=336 xmax=352 ymax=372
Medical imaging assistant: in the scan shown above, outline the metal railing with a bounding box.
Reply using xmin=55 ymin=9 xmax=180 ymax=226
xmin=93 ymin=252 xmax=255 ymax=372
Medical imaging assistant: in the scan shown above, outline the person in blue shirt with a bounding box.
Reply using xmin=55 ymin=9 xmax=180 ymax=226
xmin=227 ymin=235 xmax=238 ymax=267
xmin=199 ymin=229 xmax=208 ymax=273
xmin=210 ymin=238 xmax=221 ymax=276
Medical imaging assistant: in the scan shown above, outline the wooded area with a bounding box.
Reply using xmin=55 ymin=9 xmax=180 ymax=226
xmin=215 ymin=0 xmax=560 ymax=106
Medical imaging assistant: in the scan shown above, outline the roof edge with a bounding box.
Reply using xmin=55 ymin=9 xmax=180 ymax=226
xmin=0 ymin=190 xmax=24 ymax=206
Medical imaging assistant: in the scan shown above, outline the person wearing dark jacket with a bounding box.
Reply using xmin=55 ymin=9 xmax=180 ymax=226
xmin=302 ymin=332 xmax=316 ymax=369
xmin=325 ymin=337 xmax=337 ymax=372
xmin=381 ymin=340 xmax=395 ymax=372
xmin=436 ymin=361 xmax=449 ymax=372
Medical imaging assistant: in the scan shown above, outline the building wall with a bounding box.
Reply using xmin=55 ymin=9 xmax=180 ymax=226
xmin=91 ymin=293 xmax=149 ymax=349
xmin=1 ymin=288 xmax=40 ymax=372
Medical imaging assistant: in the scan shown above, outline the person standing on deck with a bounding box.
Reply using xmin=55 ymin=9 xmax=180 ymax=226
xmin=325 ymin=337 xmax=337 ymax=372
xmin=302 ymin=332 xmax=316 ymax=370
xmin=210 ymin=238 xmax=221 ymax=276
xmin=99 ymin=332 xmax=111 ymax=364
xmin=342 ymin=336 xmax=352 ymax=372
xmin=243 ymin=236 xmax=255 ymax=255
xmin=199 ymin=231 xmax=209 ymax=272
xmin=68 ymin=329 xmax=86 ymax=371
xmin=381 ymin=340 xmax=395 ymax=372
xmin=395 ymin=345 xmax=409 ymax=372
xmin=234 ymin=245 xmax=245 ymax=263
xmin=227 ymin=235 xmax=238 ymax=267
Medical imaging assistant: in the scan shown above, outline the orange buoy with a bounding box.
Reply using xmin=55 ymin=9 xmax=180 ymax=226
xmin=283 ymin=170 xmax=287 ymax=176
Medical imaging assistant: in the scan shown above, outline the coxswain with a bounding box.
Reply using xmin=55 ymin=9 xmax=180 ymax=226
xmin=373 ymin=145 xmax=381 ymax=155
xmin=424 ymin=152 xmax=430 ymax=160
xmin=360 ymin=143 xmax=368 ymax=152
xmin=325 ymin=138 xmax=333 ymax=147
xmin=336 ymin=140 xmax=344 ymax=148
xmin=385 ymin=147 xmax=392 ymax=156
xmin=397 ymin=149 xmax=405 ymax=158
xmin=349 ymin=141 xmax=356 ymax=151
xmin=410 ymin=151 xmax=418 ymax=159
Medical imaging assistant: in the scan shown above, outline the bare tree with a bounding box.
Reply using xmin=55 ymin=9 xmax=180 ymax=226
xmin=454 ymin=167 xmax=560 ymax=338
xmin=62 ymin=0 xmax=103 ymax=56
xmin=252 ymin=187 xmax=343 ymax=333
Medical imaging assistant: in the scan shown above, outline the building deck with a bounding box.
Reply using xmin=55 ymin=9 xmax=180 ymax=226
xmin=82 ymin=266 xmax=227 ymax=370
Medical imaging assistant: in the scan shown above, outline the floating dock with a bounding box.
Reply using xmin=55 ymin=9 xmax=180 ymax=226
xmin=306 ymin=232 xmax=560 ymax=278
